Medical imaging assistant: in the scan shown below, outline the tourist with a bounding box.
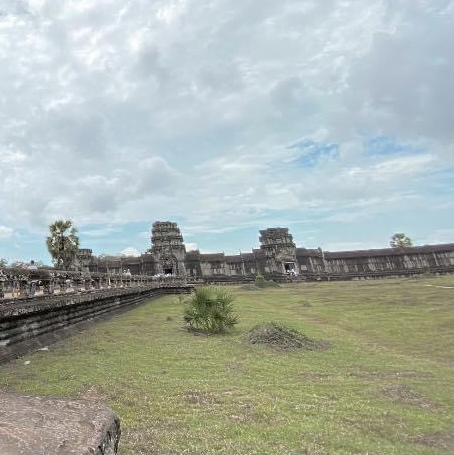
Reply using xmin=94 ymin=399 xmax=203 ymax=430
xmin=27 ymin=260 xmax=38 ymax=297
xmin=65 ymin=275 xmax=72 ymax=291
xmin=0 ymin=269 xmax=5 ymax=299
xmin=11 ymin=274 xmax=19 ymax=297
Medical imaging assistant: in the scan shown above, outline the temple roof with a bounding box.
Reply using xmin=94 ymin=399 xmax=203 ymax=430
xmin=325 ymin=244 xmax=454 ymax=259
xmin=296 ymin=248 xmax=323 ymax=257
xmin=185 ymin=250 xmax=201 ymax=259
xmin=200 ymin=253 xmax=225 ymax=261
xmin=224 ymin=255 xmax=243 ymax=263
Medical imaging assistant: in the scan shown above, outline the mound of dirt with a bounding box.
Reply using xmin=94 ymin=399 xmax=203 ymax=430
xmin=239 ymin=284 xmax=260 ymax=291
xmin=255 ymin=280 xmax=281 ymax=288
xmin=247 ymin=322 xmax=324 ymax=350
xmin=240 ymin=281 xmax=281 ymax=291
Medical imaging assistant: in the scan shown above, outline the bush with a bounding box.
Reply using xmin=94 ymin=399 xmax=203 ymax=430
xmin=183 ymin=286 xmax=238 ymax=334
xmin=255 ymin=273 xmax=266 ymax=285
xmin=254 ymin=273 xmax=280 ymax=288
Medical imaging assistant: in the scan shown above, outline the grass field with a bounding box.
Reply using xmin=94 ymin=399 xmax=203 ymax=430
xmin=1 ymin=276 xmax=453 ymax=454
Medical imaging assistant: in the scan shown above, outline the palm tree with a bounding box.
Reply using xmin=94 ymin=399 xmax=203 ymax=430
xmin=183 ymin=286 xmax=238 ymax=334
xmin=46 ymin=220 xmax=80 ymax=270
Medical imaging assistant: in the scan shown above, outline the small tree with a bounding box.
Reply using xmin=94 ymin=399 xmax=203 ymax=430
xmin=390 ymin=233 xmax=413 ymax=248
xmin=0 ymin=258 xmax=8 ymax=268
xmin=183 ymin=286 xmax=238 ymax=334
xmin=46 ymin=220 xmax=80 ymax=270
xmin=255 ymin=273 xmax=266 ymax=285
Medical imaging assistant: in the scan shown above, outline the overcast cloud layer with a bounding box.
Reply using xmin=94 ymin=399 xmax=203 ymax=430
xmin=0 ymin=0 xmax=453 ymax=261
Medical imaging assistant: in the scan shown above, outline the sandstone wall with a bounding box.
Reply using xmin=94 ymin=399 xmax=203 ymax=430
xmin=88 ymin=239 xmax=454 ymax=281
xmin=0 ymin=284 xmax=192 ymax=364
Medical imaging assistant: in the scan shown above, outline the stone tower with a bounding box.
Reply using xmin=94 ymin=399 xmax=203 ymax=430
xmin=150 ymin=221 xmax=187 ymax=277
xmin=259 ymin=228 xmax=297 ymax=275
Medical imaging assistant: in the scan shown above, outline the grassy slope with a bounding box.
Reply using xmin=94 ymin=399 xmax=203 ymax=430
xmin=0 ymin=276 xmax=453 ymax=454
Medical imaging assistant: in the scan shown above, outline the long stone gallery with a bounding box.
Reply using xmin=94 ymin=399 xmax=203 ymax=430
xmin=87 ymin=221 xmax=454 ymax=280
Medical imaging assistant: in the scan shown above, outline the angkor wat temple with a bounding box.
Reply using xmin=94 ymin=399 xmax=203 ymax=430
xmin=83 ymin=221 xmax=454 ymax=281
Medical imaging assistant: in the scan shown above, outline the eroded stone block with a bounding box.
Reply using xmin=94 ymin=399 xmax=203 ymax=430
xmin=0 ymin=392 xmax=120 ymax=455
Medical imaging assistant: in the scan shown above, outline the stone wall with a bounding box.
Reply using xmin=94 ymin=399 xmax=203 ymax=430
xmin=0 ymin=283 xmax=192 ymax=364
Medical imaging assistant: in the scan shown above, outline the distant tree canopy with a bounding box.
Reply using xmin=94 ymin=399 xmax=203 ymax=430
xmin=390 ymin=233 xmax=413 ymax=249
xmin=0 ymin=258 xmax=8 ymax=268
xmin=46 ymin=220 xmax=80 ymax=270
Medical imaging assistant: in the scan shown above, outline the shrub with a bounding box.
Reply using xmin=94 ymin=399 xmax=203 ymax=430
xmin=183 ymin=286 xmax=238 ymax=334
xmin=254 ymin=273 xmax=280 ymax=288
xmin=255 ymin=273 xmax=266 ymax=285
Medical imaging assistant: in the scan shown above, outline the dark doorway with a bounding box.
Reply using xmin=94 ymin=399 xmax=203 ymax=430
xmin=284 ymin=263 xmax=295 ymax=273
xmin=163 ymin=266 xmax=173 ymax=275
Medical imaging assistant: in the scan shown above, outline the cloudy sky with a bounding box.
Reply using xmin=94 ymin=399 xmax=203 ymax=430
xmin=0 ymin=0 xmax=453 ymax=263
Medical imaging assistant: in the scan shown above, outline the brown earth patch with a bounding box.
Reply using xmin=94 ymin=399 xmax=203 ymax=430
xmin=298 ymin=371 xmax=434 ymax=382
xmin=349 ymin=371 xmax=434 ymax=380
xmin=78 ymin=385 xmax=107 ymax=403
xmin=299 ymin=372 xmax=337 ymax=381
xmin=179 ymin=326 xmax=210 ymax=336
xmin=409 ymin=432 xmax=454 ymax=450
xmin=239 ymin=284 xmax=260 ymax=291
xmin=381 ymin=384 xmax=439 ymax=409
xmin=184 ymin=390 xmax=223 ymax=407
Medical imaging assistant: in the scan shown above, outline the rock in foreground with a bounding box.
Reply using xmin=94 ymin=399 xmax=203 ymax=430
xmin=0 ymin=392 xmax=120 ymax=455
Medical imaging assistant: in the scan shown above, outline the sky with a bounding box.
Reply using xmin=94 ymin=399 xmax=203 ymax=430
xmin=0 ymin=0 xmax=453 ymax=264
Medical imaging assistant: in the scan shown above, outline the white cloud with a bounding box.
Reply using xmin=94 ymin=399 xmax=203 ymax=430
xmin=81 ymin=226 xmax=121 ymax=237
xmin=121 ymin=247 xmax=140 ymax=257
xmin=185 ymin=242 xmax=198 ymax=251
xmin=0 ymin=0 xmax=452 ymax=252
xmin=418 ymin=229 xmax=454 ymax=245
xmin=0 ymin=226 xmax=14 ymax=239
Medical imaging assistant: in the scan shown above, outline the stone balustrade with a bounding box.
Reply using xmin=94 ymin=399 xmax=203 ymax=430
xmin=0 ymin=267 xmax=186 ymax=300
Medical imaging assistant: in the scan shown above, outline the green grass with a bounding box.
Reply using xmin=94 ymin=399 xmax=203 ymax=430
xmin=1 ymin=276 xmax=453 ymax=454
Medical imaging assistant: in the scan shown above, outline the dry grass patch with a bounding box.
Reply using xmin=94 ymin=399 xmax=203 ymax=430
xmin=409 ymin=432 xmax=454 ymax=450
xmin=381 ymin=384 xmax=440 ymax=409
